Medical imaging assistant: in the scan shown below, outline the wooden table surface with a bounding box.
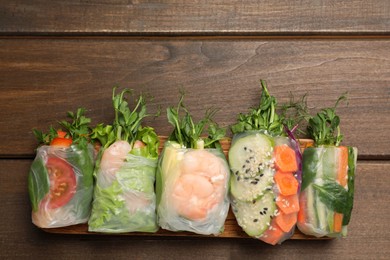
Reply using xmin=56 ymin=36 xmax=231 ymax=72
xmin=0 ymin=1 xmax=389 ymax=259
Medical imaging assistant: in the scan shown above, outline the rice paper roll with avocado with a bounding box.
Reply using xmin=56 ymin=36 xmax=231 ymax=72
xmin=298 ymin=96 xmax=357 ymax=238
xmin=229 ymin=80 xmax=303 ymax=245
xmin=156 ymin=95 xmax=230 ymax=235
xmin=88 ymin=88 xmax=159 ymax=233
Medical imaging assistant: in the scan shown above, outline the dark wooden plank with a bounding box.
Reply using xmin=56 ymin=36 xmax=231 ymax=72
xmin=0 ymin=1 xmax=389 ymax=35
xmin=0 ymin=38 xmax=389 ymax=158
xmin=1 ymin=159 xmax=388 ymax=259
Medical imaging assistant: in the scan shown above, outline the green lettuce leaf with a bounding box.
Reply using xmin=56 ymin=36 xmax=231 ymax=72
xmin=28 ymin=158 xmax=50 ymax=212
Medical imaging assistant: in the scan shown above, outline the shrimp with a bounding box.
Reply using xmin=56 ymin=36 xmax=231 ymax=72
xmin=100 ymin=140 xmax=132 ymax=175
xmin=172 ymin=149 xmax=228 ymax=220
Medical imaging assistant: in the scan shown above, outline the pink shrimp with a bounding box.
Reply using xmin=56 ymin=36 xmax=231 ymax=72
xmin=100 ymin=140 xmax=132 ymax=175
xmin=172 ymin=149 xmax=227 ymax=220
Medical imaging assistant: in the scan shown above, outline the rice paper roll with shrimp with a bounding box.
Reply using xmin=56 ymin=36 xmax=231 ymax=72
xmin=156 ymin=95 xmax=230 ymax=235
xmin=228 ymin=81 xmax=303 ymax=245
xmin=88 ymin=88 xmax=160 ymax=233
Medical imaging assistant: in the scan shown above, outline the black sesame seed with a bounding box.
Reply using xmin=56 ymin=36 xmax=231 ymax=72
xmin=237 ymin=177 xmax=241 ymax=181
xmin=250 ymin=181 xmax=258 ymax=185
xmin=245 ymin=169 xmax=250 ymax=173
xmin=260 ymin=174 xmax=264 ymax=177
xmin=244 ymin=177 xmax=249 ymax=180
xmin=264 ymin=207 xmax=268 ymax=210
xmin=252 ymin=199 xmax=256 ymax=204
xmin=244 ymin=147 xmax=247 ymax=150
xmin=246 ymin=160 xmax=250 ymax=163
xmin=249 ymin=156 xmax=254 ymax=160
xmin=253 ymin=219 xmax=258 ymax=223
xmin=235 ymin=171 xmax=239 ymax=175
xmin=242 ymin=165 xmax=246 ymax=169
xmin=255 ymin=178 xmax=260 ymax=181
xmin=260 ymin=212 xmax=264 ymax=215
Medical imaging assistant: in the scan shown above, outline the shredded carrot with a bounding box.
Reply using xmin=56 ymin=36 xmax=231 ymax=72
xmin=297 ymin=193 xmax=306 ymax=224
xmin=333 ymin=146 xmax=348 ymax=233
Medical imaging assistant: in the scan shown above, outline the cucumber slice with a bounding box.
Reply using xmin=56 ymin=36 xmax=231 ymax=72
xmin=229 ymin=133 xmax=273 ymax=177
xmin=232 ymin=191 xmax=276 ymax=237
xmin=230 ymin=167 xmax=274 ymax=201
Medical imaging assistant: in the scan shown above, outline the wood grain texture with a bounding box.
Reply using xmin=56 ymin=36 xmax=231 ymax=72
xmin=0 ymin=1 xmax=389 ymax=35
xmin=1 ymin=159 xmax=388 ymax=259
xmin=0 ymin=39 xmax=389 ymax=158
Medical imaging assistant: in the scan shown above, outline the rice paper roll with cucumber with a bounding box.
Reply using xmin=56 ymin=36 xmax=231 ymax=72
xmin=88 ymin=88 xmax=160 ymax=233
xmin=298 ymin=96 xmax=357 ymax=238
xmin=229 ymin=80 xmax=302 ymax=245
xmin=156 ymin=95 xmax=230 ymax=235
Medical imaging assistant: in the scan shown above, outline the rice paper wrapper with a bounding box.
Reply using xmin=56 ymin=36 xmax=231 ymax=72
xmin=156 ymin=141 xmax=230 ymax=235
xmin=88 ymin=145 xmax=158 ymax=233
xmin=228 ymin=131 xmax=302 ymax=245
xmin=297 ymin=146 xmax=357 ymax=238
xmin=28 ymin=144 xmax=95 ymax=228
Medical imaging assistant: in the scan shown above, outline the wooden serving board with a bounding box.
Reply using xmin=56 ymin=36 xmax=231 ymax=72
xmin=43 ymin=137 xmax=326 ymax=240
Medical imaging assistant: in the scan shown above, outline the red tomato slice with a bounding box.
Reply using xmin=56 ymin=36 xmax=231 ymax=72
xmin=43 ymin=157 xmax=76 ymax=209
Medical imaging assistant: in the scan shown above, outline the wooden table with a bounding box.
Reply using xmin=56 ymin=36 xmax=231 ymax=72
xmin=0 ymin=1 xmax=389 ymax=259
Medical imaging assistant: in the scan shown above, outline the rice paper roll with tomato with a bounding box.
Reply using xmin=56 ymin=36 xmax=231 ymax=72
xmin=88 ymin=88 xmax=159 ymax=233
xmin=298 ymin=96 xmax=357 ymax=238
xmin=28 ymin=109 xmax=95 ymax=228
xmin=228 ymin=81 xmax=303 ymax=245
xmin=156 ymin=95 xmax=230 ymax=235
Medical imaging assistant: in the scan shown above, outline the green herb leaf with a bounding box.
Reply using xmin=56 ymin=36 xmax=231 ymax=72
xmin=307 ymin=94 xmax=347 ymax=146
xmin=59 ymin=108 xmax=92 ymax=148
xmin=279 ymin=92 xmax=310 ymax=136
xmin=230 ymin=80 xmax=284 ymax=136
xmin=92 ymin=87 xmax=159 ymax=158
xmin=313 ymin=180 xmax=349 ymax=214
xmin=167 ymin=93 xmax=225 ymax=149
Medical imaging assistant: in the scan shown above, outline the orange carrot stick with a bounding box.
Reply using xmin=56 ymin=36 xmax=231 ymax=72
xmin=333 ymin=146 xmax=348 ymax=233
xmin=298 ymin=192 xmax=307 ymax=224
